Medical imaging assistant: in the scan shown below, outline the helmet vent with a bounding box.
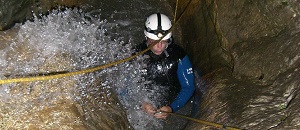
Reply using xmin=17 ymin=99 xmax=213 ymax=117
xmin=157 ymin=13 xmax=162 ymax=31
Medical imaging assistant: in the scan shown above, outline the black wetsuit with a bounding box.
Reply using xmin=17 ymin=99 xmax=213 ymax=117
xmin=135 ymin=40 xmax=195 ymax=112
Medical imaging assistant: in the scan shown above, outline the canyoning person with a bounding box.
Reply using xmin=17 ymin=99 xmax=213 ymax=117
xmin=135 ymin=13 xmax=195 ymax=119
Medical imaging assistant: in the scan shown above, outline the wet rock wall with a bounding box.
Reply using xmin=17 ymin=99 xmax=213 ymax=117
xmin=0 ymin=0 xmax=86 ymax=30
xmin=167 ymin=0 xmax=300 ymax=129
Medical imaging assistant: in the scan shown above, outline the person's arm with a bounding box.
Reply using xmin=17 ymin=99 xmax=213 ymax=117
xmin=169 ymin=55 xmax=195 ymax=112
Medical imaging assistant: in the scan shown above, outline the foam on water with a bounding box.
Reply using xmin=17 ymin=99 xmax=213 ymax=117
xmin=0 ymin=7 xmax=166 ymax=129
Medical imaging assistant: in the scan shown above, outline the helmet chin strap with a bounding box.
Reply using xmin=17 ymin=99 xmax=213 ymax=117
xmin=163 ymin=37 xmax=172 ymax=57
xmin=164 ymin=50 xmax=169 ymax=57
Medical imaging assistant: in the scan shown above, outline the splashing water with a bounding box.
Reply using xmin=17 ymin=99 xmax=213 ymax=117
xmin=0 ymin=7 xmax=169 ymax=129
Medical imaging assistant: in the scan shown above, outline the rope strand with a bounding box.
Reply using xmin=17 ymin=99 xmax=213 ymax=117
xmin=160 ymin=111 xmax=242 ymax=130
xmin=0 ymin=0 xmax=191 ymax=85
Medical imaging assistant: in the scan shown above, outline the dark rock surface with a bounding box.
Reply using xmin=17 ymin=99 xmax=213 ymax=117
xmin=169 ymin=0 xmax=300 ymax=129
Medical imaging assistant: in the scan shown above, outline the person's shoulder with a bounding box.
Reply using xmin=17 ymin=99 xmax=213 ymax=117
xmin=168 ymin=43 xmax=186 ymax=58
xmin=167 ymin=37 xmax=185 ymax=52
xmin=170 ymin=43 xmax=185 ymax=51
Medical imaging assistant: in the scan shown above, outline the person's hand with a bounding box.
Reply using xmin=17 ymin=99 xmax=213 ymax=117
xmin=142 ymin=102 xmax=156 ymax=115
xmin=154 ymin=106 xmax=172 ymax=119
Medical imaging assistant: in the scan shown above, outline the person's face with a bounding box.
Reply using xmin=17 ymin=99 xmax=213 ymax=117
xmin=147 ymin=38 xmax=168 ymax=55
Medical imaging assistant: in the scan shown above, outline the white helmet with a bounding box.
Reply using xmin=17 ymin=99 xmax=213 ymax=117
xmin=144 ymin=13 xmax=172 ymax=40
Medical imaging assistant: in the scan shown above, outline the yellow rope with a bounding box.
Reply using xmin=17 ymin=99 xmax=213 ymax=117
xmin=160 ymin=111 xmax=242 ymax=130
xmin=1 ymin=2 xmax=244 ymax=129
xmin=174 ymin=0 xmax=179 ymax=22
xmin=0 ymin=46 xmax=150 ymax=84
xmin=0 ymin=0 xmax=191 ymax=85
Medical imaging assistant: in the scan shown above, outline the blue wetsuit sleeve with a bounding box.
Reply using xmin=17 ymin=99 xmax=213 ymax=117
xmin=170 ymin=55 xmax=195 ymax=112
